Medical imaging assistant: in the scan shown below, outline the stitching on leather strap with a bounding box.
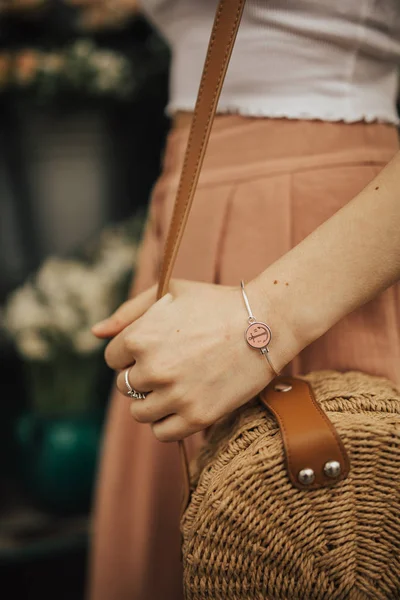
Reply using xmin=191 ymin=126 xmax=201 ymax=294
xmin=158 ymin=4 xmax=222 ymax=288
xmin=304 ymin=381 xmax=349 ymax=471
xmin=152 ymin=0 xmax=246 ymax=517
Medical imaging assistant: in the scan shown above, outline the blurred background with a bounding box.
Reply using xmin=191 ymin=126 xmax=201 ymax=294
xmin=0 ymin=1 xmax=169 ymax=597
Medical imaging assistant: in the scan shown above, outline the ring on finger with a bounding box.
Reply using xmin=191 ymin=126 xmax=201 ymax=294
xmin=124 ymin=368 xmax=148 ymax=400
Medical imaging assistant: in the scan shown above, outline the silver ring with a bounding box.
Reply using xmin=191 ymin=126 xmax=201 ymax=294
xmin=124 ymin=368 xmax=147 ymax=400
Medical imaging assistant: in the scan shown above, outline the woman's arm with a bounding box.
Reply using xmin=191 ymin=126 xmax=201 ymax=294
xmin=250 ymin=149 xmax=400 ymax=362
xmin=93 ymin=150 xmax=400 ymax=442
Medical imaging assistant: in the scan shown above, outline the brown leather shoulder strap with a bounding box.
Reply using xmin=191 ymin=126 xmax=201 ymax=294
xmin=155 ymin=0 xmax=247 ymax=513
xmin=157 ymin=0 xmax=247 ymax=301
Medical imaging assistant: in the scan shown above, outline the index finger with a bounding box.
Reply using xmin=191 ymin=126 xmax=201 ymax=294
xmin=92 ymin=285 xmax=157 ymax=338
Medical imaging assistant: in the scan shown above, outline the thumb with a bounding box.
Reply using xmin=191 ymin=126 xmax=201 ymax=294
xmin=92 ymin=285 xmax=157 ymax=338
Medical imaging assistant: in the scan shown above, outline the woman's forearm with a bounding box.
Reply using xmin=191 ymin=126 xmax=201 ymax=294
xmin=251 ymin=150 xmax=400 ymax=362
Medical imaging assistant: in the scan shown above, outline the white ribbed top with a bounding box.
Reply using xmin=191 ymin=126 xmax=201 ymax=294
xmin=141 ymin=0 xmax=400 ymax=124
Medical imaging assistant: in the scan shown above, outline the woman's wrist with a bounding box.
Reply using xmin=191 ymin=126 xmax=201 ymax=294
xmin=244 ymin=276 xmax=307 ymax=375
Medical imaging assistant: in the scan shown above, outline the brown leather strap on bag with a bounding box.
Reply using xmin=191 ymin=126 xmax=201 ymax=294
xmin=260 ymin=377 xmax=350 ymax=490
xmin=156 ymin=0 xmax=350 ymax=513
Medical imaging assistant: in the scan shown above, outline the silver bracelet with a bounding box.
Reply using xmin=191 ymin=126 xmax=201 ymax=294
xmin=240 ymin=280 xmax=279 ymax=377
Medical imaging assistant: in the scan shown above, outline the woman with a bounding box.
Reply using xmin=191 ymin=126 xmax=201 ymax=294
xmin=88 ymin=1 xmax=400 ymax=599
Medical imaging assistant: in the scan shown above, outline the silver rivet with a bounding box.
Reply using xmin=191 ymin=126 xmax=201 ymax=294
xmin=298 ymin=468 xmax=315 ymax=486
xmin=274 ymin=383 xmax=293 ymax=393
xmin=324 ymin=460 xmax=341 ymax=479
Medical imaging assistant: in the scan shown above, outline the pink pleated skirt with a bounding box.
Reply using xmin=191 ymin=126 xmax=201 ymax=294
xmin=88 ymin=116 xmax=400 ymax=600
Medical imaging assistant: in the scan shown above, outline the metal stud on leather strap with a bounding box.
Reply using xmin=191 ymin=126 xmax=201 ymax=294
xmin=298 ymin=468 xmax=315 ymax=486
xmin=299 ymin=462 xmax=341 ymax=485
xmin=324 ymin=460 xmax=342 ymax=479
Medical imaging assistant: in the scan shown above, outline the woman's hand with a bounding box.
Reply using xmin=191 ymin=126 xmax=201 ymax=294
xmin=92 ymin=280 xmax=295 ymax=442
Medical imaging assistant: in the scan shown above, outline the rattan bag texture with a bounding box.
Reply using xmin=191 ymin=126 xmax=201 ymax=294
xmin=181 ymin=371 xmax=400 ymax=600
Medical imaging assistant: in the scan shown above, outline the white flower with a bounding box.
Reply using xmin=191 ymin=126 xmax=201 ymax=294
xmin=17 ymin=330 xmax=51 ymax=361
xmin=49 ymin=302 xmax=82 ymax=335
xmin=69 ymin=269 xmax=114 ymax=324
xmin=4 ymin=283 xmax=52 ymax=336
xmin=71 ymin=40 xmax=95 ymax=60
xmin=41 ymin=54 xmax=64 ymax=75
xmin=37 ymin=258 xmax=110 ymax=326
xmin=90 ymin=52 xmax=125 ymax=75
xmin=96 ymin=243 xmax=137 ymax=283
xmin=36 ymin=257 xmax=79 ymax=303
xmin=73 ymin=329 xmax=105 ymax=354
xmin=4 ymin=220 xmax=142 ymax=359
xmin=89 ymin=52 xmax=130 ymax=93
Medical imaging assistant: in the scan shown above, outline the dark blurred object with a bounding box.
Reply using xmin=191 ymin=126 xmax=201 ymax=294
xmin=0 ymin=507 xmax=88 ymax=563
xmin=0 ymin=336 xmax=27 ymax=491
xmin=15 ymin=411 xmax=102 ymax=514
xmin=0 ymin=16 xmax=170 ymax=104
xmin=0 ymin=1 xmax=81 ymax=43
xmin=0 ymin=96 xmax=38 ymax=297
xmin=0 ymin=9 xmax=170 ymax=597
xmin=0 ymin=0 xmax=136 ymax=43
xmin=0 ymin=506 xmax=88 ymax=599
xmin=0 ymin=14 xmax=170 ymax=302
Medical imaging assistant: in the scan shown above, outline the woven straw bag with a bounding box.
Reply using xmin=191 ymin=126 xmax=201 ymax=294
xmin=153 ymin=1 xmax=400 ymax=598
xmin=182 ymin=371 xmax=400 ymax=599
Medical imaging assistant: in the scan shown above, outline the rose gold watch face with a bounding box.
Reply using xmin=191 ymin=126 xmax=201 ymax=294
xmin=246 ymin=322 xmax=272 ymax=349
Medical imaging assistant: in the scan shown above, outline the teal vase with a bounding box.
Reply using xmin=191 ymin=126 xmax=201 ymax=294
xmin=15 ymin=411 xmax=103 ymax=515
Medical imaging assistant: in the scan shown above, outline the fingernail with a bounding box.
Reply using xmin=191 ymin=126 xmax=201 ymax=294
xmin=92 ymin=318 xmax=111 ymax=332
